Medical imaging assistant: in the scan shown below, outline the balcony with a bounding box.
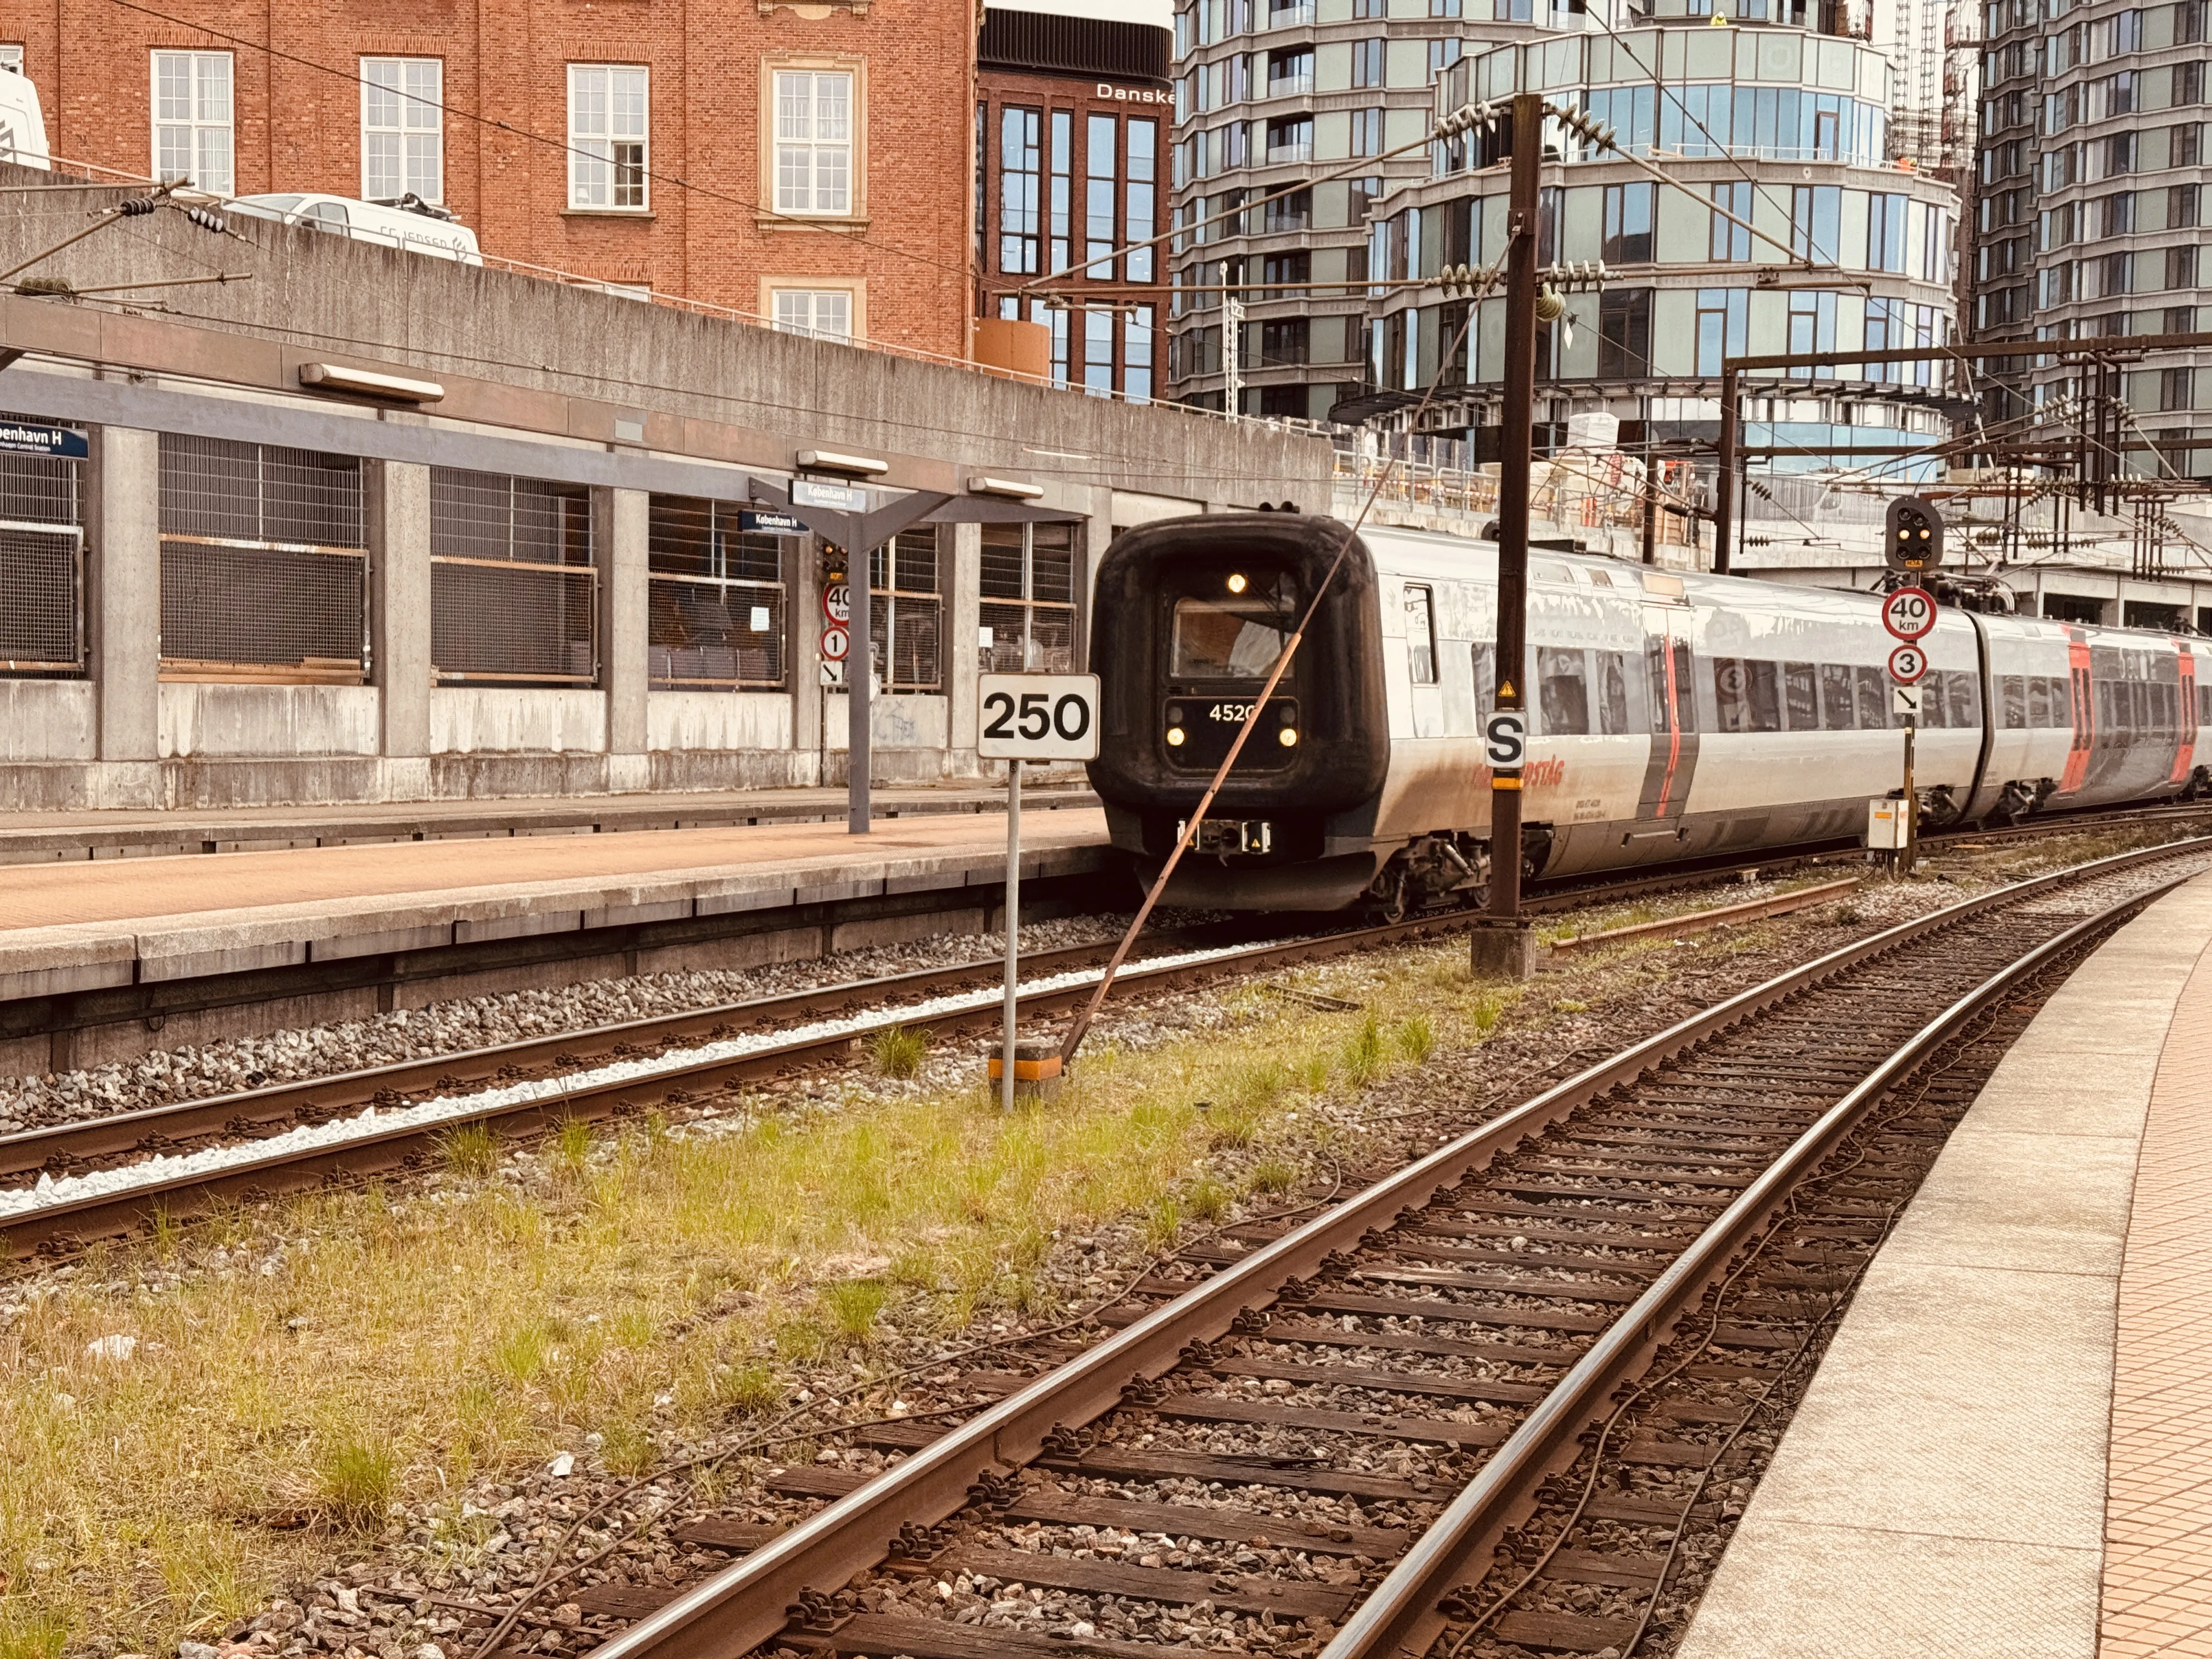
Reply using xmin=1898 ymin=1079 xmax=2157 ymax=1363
xmin=1266 ymin=141 xmax=1314 ymax=165
xmin=1268 ymin=0 xmax=1317 ymax=22
xmin=1267 ymin=72 xmax=1314 ymax=97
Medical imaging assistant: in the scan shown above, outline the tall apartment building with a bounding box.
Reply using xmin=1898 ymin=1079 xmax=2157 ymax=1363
xmin=1165 ymin=0 xmax=1479 ymax=420
xmin=0 ymin=0 xmax=975 ymax=358
xmin=1972 ymin=0 xmax=2211 ymax=475
xmin=975 ymin=8 xmax=1172 ymax=400
xmin=1361 ymin=22 xmax=1962 ymax=464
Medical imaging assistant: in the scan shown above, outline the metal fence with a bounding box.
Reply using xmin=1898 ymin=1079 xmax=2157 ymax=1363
xmin=0 ymin=431 xmax=85 ymax=676
xmin=647 ymin=495 xmax=788 ymax=690
xmin=980 ymin=521 xmax=1076 ymax=673
xmin=159 ymin=435 xmax=367 ymax=681
xmin=870 ymin=527 xmax=943 ymax=693
xmin=431 ymin=468 xmax=596 ymax=685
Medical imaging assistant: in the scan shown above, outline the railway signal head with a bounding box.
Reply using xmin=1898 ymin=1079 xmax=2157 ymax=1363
xmin=1884 ymin=496 xmax=1944 ymax=575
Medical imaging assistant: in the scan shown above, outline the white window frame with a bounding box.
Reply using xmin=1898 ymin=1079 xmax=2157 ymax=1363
xmin=0 ymin=46 xmax=25 ymax=75
xmin=772 ymin=68 xmax=854 ymax=216
xmin=769 ymin=286 xmax=856 ymax=342
xmin=151 ymin=50 xmax=234 ymax=196
xmin=567 ymin=64 xmax=648 ymax=211
xmin=361 ymin=57 xmax=443 ymax=204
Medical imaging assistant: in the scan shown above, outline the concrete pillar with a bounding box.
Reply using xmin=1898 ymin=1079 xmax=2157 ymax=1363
xmin=85 ymin=424 xmax=160 ymax=806
xmin=596 ymin=486 xmax=650 ymax=791
xmin=1079 ymin=486 xmax=1114 ymax=675
xmin=792 ymin=533 xmax=826 ymax=785
xmin=367 ymin=459 xmax=432 ymax=798
xmin=948 ymin=521 xmax=982 ymax=775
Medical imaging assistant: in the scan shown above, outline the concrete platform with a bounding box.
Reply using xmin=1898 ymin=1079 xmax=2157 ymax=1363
xmin=0 ymin=780 xmax=1097 ymax=865
xmin=0 ymin=807 xmax=1112 ymax=1074
xmin=1675 ymin=870 xmax=2212 ymax=1658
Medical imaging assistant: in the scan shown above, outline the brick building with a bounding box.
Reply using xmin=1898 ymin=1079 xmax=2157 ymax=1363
xmin=976 ymin=8 xmax=1171 ymax=399
xmin=0 ymin=0 xmax=976 ymax=359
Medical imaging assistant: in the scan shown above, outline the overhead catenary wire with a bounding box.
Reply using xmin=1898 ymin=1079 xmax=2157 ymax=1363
xmin=1054 ymin=281 xmax=1494 ymax=1069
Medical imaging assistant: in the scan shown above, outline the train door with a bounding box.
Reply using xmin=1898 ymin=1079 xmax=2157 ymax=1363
xmin=1634 ymin=606 xmax=1699 ymax=830
xmin=2058 ymin=628 xmax=2093 ymax=797
xmin=2172 ymin=642 xmax=2197 ymax=787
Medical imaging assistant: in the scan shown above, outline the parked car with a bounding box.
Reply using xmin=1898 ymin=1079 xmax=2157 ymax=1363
xmin=228 ymin=192 xmax=482 ymax=263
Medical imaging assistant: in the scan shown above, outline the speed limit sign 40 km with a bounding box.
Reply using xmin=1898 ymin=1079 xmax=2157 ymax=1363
xmin=977 ymin=673 xmax=1101 ymax=761
xmin=1888 ymin=642 xmax=1929 ymax=684
xmin=1882 ymin=586 xmax=1937 ymax=641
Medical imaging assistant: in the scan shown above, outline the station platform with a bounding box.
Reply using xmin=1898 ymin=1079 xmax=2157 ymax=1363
xmin=0 ymin=779 xmax=1097 ymax=865
xmin=0 ymin=803 xmax=1113 ymax=1072
xmin=1678 ymin=870 xmax=2212 ymax=1658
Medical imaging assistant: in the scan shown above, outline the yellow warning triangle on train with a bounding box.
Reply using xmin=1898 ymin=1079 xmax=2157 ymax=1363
xmin=1499 ymin=680 xmax=1516 ymax=698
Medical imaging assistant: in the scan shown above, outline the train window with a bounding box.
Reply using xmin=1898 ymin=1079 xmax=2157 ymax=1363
xmin=1589 ymin=570 xmax=1615 ymax=587
xmin=1948 ymin=671 xmax=1979 ymax=729
xmin=1712 ymin=658 xmax=1746 ymax=732
xmin=2028 ymin=676 xmax=2050 ymax=726
xmin=1171 ymin=589 xmax=1296 ymax=680
xmin=1783 ymin=662 xmax=1818 ymax=730
xmin=1596 ymin=650 xmax=1633 ymax=734
xmin=1921 ymin=672 xmax=1949 ymax=728
xmin=1746 ymin=661 xmax=1781 ymax=731
xmin=1645 ymin=637 xmax=1694 ymax=732
xmin=1820 ymin=663 xmax=1855 ymax=731
xmin=1854 ymin=664 xmax=1887 ymax=730
xmin=2001 ymin=675 xmax=2027 ymax=729
xmin=2052 ymin=675 xmax=2075 ymax=730
xmin=1539 ymin=647 xmax=1590 ymax=735
xmin=1404 ymin=584 xmax=1437 ymax=685
xmin=1470 ymin=641 xmax=1494 ymax=708
xmin=2200 ymin=683 xmax=2211 ymax=725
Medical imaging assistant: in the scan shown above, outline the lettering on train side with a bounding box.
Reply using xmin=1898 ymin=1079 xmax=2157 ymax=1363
xmin=1523 ymin=757 xmax=1567 ymax=788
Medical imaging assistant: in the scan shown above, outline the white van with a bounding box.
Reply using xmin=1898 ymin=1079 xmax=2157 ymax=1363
xmin=228 ymin=193 xmax=482 ymax=263
xmin=0 ymin=61 xmax=52 ymax=170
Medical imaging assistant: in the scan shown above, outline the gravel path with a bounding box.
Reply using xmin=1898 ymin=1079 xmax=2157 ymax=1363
xmin=0 ymin=915 xmax=1145 ymax=1136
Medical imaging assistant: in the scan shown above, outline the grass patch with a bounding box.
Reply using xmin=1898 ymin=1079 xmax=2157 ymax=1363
xmin=550 ymin=1118 xmax=593 ymax=1174
xmin=1248 ymin=1157 xmax=1298 ymax=1196
xmin=313 ymin=1435 xmax=397 ymax=1530
xmin=1339 ymin=1014 xmax=1386 ymax=1087
xmin=820 ymin=1279 xmax=890 ymax=1344
xmin=438 ymin=1120 xmax=500 ymax=1179
xmin=1186 ymin=1177 xmax=1232 ymax=1223
xmin=870 ymin=1024 xmax=928 ymax=1080
xmin=1395 ymin=1014 xmax=1437 ymax=1064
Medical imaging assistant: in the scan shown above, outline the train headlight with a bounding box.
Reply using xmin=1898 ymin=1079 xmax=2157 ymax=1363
xmin=1226 ymin=572 xmax=1249 ymax=594
xmin=1278 ymin=726 xmax=1299 ymax=747
xmin=1166 ymin=726 xmax=1187 ymax=747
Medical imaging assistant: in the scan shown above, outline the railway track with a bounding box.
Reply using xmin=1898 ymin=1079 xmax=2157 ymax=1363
xmin=4 ymin=804 xmax=2203 ymax=1260
xmin=539 ymin=835 xmax=2206 ymax=1659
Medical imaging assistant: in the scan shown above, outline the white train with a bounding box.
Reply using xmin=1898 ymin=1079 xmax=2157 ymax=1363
xmin=1087 ymin=512 xmax=2208 ymax=912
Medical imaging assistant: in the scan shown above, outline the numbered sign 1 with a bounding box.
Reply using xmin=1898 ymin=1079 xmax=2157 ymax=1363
xmin=978 ymin=673 xmax=1102 ymax=761
xmin=1483 ymin=709 xmax=1526 ymax=770
xmin=1881 ymin=586 xmax=1937 ymax=641
xmin=1887 ymin=642 xmax=1929 ymax=684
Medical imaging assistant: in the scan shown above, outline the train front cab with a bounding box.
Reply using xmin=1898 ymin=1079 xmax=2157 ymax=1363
xmin=1087 ymin=514 xmax=1394 ymax=909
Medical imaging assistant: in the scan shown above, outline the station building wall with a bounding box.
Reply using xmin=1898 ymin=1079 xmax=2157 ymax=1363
xmin=0 ymin=173 xmax=1331 ymax=812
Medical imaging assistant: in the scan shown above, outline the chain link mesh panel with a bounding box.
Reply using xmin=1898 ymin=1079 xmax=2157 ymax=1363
xmin=647 ymin=495 xmax=788 ymax=689
xmin=0 ymin=527 xmax=82 ymax=673
xmin=431 ymin=469 xmax=596 ymax=684
xmin=0 ymin=429 xmax=84 ymax=676
xmin=160 ymin=542 xmax=368 ymax=680
xmin=157 ymin=435 xmax=366 ymax=680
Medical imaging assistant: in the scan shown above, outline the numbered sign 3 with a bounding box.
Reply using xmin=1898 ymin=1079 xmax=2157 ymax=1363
xmin=978 ymin=673 xmax=1102 ymax=761
xmin=1881 ymin=586 xmax=1937 ymax=641
xmin=1887 ymin=642 xmax=1929 ymax=684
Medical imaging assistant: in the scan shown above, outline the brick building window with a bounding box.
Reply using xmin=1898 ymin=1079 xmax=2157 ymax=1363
xmin=1126 ymin=119 xmax=1156 ymax=283
xmin=771 ymin=287 xmax=854 ymax=341
xmin=362 ymin=58 xmax=442 ymax=203
xmin=1000 ymin=105 xmax=1041 ymax=274
xmin=568 ymin=65 xmax=647 ymax=210
xmin=1086 ymin=114 xmax=1117 ymax=276
xmin=774 ymin=70 xmax=853 ymax=216
xmin=152 ymin=50 xmax=233 ymax=195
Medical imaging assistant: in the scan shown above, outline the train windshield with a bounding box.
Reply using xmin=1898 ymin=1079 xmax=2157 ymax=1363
xmin=1171 ymin=579 xmax=1298 ymax=680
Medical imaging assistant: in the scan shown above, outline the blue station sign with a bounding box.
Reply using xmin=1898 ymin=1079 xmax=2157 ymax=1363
xmin=738 ymin=509 xmax=804 ymax=535
xmin=0 ymin=421 xmax=88 ymax=459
